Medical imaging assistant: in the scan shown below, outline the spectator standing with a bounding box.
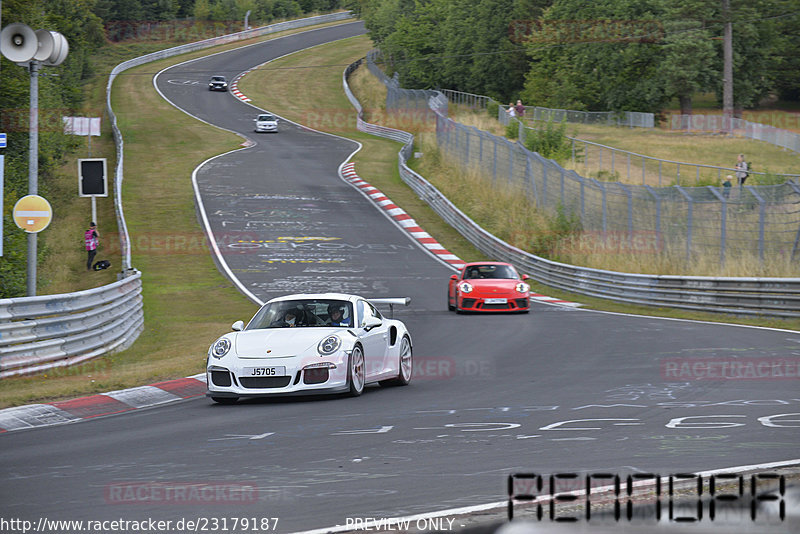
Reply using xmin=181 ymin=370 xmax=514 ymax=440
xmin=735 ymin=153 xmax=749 ymax=186
xmin=507 ymin=103 xmax=516 ymax=118
xmin=85 ymin=222 xmax=99 ymax=271
xmin=515 ymin=99 xmax=525 ymax=117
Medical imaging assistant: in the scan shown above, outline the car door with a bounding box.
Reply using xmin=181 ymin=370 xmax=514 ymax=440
xmin=356 ymin=299 xmax=390 ymax=379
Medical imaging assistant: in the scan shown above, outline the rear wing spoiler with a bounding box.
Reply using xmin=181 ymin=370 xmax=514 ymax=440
xmin=368 ymin=297 xmax=411 ymax=318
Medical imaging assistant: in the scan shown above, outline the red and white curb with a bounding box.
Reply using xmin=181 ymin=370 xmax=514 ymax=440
xmin=229 ymin=71 xmax=252 ymax=102
xmin=341 ymin=162 xmax=467 ymax=270
xmin=0 ymin=375 xmax=207 ymax=433
xmin=340 ymin=163 xmax=581 ymax=308
xmin=529 ymin=294 xmax=581 ymax=307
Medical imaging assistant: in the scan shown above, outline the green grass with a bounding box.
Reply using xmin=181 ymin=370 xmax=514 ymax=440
xmin=3 ymin=24 xmax=798 ymax=408
xmin=0 ymin=21 xmax=357 ymax=408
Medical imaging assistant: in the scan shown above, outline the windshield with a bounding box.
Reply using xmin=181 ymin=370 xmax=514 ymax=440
xmin=463 ymin=264 xmax=519 ymax=280
xmin=246 ymin=299 xmax=354 ymax=329
xmin=211 ymin=76 xmax=225 ymax=82
xmin=257 ymin=115 xmax=276 ymax=121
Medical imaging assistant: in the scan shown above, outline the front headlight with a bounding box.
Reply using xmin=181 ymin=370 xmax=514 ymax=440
xmin=318 ymin=335 xmax=341 ymax=355
xmin=458 ymin=281 xmax=473 ymax=293
xmin=516 ymin=282 xmax=530 ymax=293
xmin=211 ymin=338 xmax=231 ymax=358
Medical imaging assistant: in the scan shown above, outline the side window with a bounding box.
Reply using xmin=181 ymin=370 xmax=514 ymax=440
xmin=366 ymin=302 xmax=382 ymax=320
xmin=356 ymin=300 xmax=366 ymax=327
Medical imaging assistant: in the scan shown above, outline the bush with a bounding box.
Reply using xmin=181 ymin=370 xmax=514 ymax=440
xmin=522 ymin=118 xmax=571 ymax=162
xmin=529 ymin=203 xmax=582 ymax=259
xmin=505 ymin=120 xmax=519 ymax=140
xmin=487 ymin=101 xmax=499 ymax=119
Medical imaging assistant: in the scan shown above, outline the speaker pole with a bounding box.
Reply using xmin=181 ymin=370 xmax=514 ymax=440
xmin=27 ymin=59 xmax=39 ymax=296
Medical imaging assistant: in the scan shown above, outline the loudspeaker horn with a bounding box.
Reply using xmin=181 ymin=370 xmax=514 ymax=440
xmin=0 ymin=23 xmax=37 ymax=63
xmin=44 ymin=32 xmax=68 ymax=66
xmin=33 ymin=29 xmax=54 ymax=61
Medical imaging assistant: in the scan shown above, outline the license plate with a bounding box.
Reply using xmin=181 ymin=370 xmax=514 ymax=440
xmin=243 ymin=366 xmax=286 ymax=377
xmin=484 ymin=298 xmax=507 ymax=304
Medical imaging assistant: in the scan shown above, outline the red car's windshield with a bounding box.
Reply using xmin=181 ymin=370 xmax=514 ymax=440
xmin=463 ymin=265 xmax=518 ymax=280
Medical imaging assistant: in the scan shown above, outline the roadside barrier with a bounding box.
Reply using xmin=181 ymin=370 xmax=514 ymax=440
xmin=344 ymin=58 xmax=800 ymax=319
xmin=0 ymin=13 xmax=355 ymax=378
xmin=0 ymin=272 xmax=144 ymax=378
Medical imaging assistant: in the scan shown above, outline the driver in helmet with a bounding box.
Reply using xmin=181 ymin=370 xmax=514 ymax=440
xmin=327 ymin=304 xmax=350 ymax=327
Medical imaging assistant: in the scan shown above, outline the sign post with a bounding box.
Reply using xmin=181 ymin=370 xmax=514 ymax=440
xmin=66 ymin=118 xmax=102 ymax=224
xmin=78 ymin=158 xmax=107 ymax=224
xmin=0 ymin=132 xmax=5 ymax=257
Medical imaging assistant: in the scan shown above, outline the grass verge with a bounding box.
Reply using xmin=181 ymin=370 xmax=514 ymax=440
xmin=0 ymin=20 xmax=356 ymax=408
xmin=3 ymin=24 xmax=797 ymax=408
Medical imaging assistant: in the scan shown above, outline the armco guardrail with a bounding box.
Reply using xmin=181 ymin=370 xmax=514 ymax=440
xmin=0 ymin=13 xmax=355 ymax=379
xmin=107 ymin=11 xmax=354 ymax=269
xmin=346 ymin=57 xmax=800 ymax=318
xmin=0 ymin=271 xmax=144 ymax=377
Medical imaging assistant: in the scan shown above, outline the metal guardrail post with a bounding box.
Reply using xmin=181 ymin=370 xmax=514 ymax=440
xmin=707 ymin=186 xmax=728 ymax=266
xmin=746 ymin=186 xmax=766 ymax=262
xmin=644 ymin=185 xmax=662 ymax=252
xmin=675 ymin=186 xmax=693 ymax=262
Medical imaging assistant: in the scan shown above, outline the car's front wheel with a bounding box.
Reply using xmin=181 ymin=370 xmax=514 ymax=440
xmin=380 ymin=336 xmax=412 ymax=387
xmin=348 ymin=345 xmax=365 ymax=396
xmin=447 ymin=289 xmax=455 ymax=311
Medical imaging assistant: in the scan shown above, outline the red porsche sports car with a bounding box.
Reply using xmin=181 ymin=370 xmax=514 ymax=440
xmin=448 ymin=262 xmax=530 ymax=313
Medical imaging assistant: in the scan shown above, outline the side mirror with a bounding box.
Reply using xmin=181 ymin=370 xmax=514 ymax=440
xmin=521 ymin=274 xmax=530 ymax=280
xmin=362 ymin=316 xmax=382 ymax=330
xmin=450 ymin=274 xmax=458 ymax=280
xmin=232 ymin=320 xmax=244 ymax=331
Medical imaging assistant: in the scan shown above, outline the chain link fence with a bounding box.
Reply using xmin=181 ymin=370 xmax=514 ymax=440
xmin=365 ymin=52 xmax=800 ymax=266
xmin=671 ymin=114 xmax=800 ymax=153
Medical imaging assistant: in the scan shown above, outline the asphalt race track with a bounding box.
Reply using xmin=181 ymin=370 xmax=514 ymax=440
xmin=1 ymin=21 xmax=799 ymax=533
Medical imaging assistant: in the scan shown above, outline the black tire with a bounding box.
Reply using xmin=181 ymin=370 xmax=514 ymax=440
xmin=447 ymin=290 xmax=455 ymax=311
xmin=348 ymin=345 xmax=365 ymax=397
xmin=380 ymin=336 xmax=412 ymax=387
xmin=211 ymin=396 xmax=238 ymax=405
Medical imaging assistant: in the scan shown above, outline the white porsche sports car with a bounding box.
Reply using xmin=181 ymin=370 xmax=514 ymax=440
xmin=206 ymin=293 xmax=413 ymax=403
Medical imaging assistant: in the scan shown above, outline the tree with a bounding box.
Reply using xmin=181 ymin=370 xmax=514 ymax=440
xmin=659 ymin=1 xmax=716 ymax=114
xmin=521 ymin=0 xmax=669 ymax=112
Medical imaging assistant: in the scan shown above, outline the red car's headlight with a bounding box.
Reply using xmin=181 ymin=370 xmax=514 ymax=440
xmin=516 ymin=282 xmax=530 ymax=293
xmin=458 ymin=282 xmax=473 ymax=293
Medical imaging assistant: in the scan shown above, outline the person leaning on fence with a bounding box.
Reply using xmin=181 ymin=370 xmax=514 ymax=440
xmin=507 ymin=103 xmax=516 ymax=118
xmin=84 ymin=222 xmax=99 ymax=271
xmin=515 ymin=99 xmax=525 ymax=117
xmin=735 ymin=153 xmax=749 ymax=186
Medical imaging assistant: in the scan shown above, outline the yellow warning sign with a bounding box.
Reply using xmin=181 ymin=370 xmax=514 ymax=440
xmin=13 ymin=195 xmax=53 ymax=233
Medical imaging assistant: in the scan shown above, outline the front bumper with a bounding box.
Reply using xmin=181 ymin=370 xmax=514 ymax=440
xmin=255 ymin=124 xmax=277 ymax=132
xmin=206 ymin=353 xmax=349 ymax=397
xmin=457 ymin=295 xmax=529 ymax=312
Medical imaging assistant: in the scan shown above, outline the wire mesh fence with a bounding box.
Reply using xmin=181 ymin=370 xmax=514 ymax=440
xmin=671 ymin=114 xmax=800 ymax=153
xmin=365 ymin=52 xmax=800 ymax=266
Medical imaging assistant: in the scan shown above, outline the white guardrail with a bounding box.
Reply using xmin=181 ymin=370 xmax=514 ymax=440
xmin=343 ymin=59 xmax=800 ymax=319
xmin=0 ymin=272 xmax=143 ymax=378
xmin=0 ymin=13 xmax=355 ymax=378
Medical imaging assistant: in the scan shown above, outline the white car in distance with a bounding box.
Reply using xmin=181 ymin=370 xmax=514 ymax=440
xmin=254 ymin=113 xmax=279 ymax=133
